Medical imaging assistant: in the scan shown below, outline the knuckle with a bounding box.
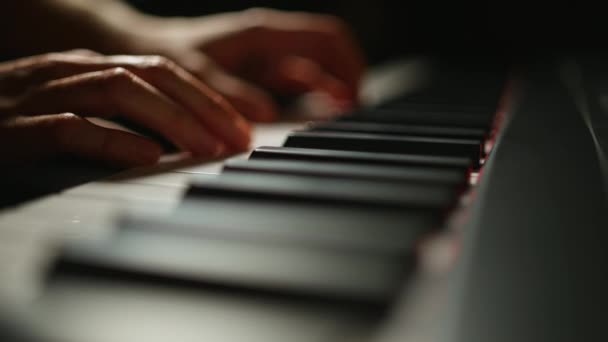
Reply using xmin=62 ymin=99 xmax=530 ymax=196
xmin=141 ymin=55 xmax=175 ymax=69
xmin=98 ymin=67 xmax=147 ymax=103
xmin=50 ymin=113 xmax=83 ymax=147
xmin=22 ymin=52 xmax=85 ymax=80
xmin=148 ymin=55 xmax=172 ymax=67
xmin=241 ymin=8 xmax=276 ymax=31
xmin=139 ymin=55 xmax=179 ymax=74
xmin=106 ymin=67 xmax=134 ymax=79
xmin=39 ymin=52 xmax=67 ymax=63
xmin=103 ymin=67 xmax=139 ymax=87
xmin=52 ymin=113 xmax=81 ymax=129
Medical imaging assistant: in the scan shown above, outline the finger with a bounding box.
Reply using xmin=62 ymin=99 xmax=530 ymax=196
xmin=0 ymin=113 xmax=161 ymax=167
xmin=209 ymin=73 xmax=279 ymax=123
xmin=262 ymin=56 xmax=354 ymax=109
xmin=0 ymin=52 xmax=106 ymax=93
xmin=236 ymin=9 xmax=366 ymax=100
xmin=62 ymin=49 xmax=104 ymax=57
xmin=15 ymin=68 xmax=226 ymax=157
xmin=194 ymin=56 xmax=279 ymax=122
xmin=119 ymin=55 xmax=252 ymax=148
xmin=2 ymin=53 xmax=252 ymax=150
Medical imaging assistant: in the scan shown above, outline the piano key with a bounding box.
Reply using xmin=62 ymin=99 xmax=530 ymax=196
xmin=187 ymin=172 xmax=458 ymax=211
xmin=377 ymin=103 xmax=496 ymax=117
xmin=306 ymin=121 xmax=486 ymax=139
xmin=376 ymin=97 xmax=498 ymax=113
xmin=223 ymin=158 xmax=467 ymax=187
xmin=52 ymin=194 xmax=438 ymax=303
xmin=250 ymin=146 xmax=473 ymax=170
xmin=283 ymin=131 xmax=482 ymax=161
xmin=55 ymin=218 xmax=412 ymax=303
xmin=128 ymin=198 xmax=437 ymax=254
xmin=339 ymin=109 xmax=493 ymax=128
xmin=396 ymin=87 xmax=502 ymax=103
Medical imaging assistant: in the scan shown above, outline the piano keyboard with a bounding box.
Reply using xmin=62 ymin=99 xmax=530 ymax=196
xmin=48 ymin=60 xmax=509 ymax=305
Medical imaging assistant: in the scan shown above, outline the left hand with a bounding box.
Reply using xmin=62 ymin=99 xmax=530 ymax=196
xmin=0 ymin=50 xmax=253 ymax=166
xmin=127 ymin=8 xmax=366 ymax=122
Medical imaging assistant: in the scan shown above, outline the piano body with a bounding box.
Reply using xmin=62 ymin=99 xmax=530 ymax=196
xmin=0 ymin=53 xmax=606 ymax=342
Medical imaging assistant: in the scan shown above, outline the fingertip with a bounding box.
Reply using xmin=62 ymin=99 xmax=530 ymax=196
xmin=212 ymin=141 xmax=227 ymax=158
xmin=322 ymin=76 xmax=356 ymax=104
xmin=270 ymin=56 xmax=358 ymax=105
xmin=224 ymin=111 xmax=252 ymax=150
xmin=120 ymin=137 xmax=162 ymax=167
xmin=138 ymin=141 xmax=163 ymax=164
xmin=231 ymin=123 xmax=252 ymax=151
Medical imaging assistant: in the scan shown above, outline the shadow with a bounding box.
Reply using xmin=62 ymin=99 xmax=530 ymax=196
xmin=0 ymin=159 xmax=120 ymax=209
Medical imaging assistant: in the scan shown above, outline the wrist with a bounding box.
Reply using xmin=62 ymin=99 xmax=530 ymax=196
xmin=85 ymin=7 xmax=161 ymax=54
xmin=55 ymin=0 xmax=166 ymax=55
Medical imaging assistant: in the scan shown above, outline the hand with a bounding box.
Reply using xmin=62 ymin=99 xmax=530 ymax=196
xmin=127 ymin=8 xmax=366 ymax=121
xmin=0 ymin=50 xmax=251 ymax=166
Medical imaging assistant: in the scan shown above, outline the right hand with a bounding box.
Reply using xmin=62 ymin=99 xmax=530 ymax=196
xmin=128 ymin=8 xmax=366 ymax=122
xmin=0 ymin=50 xmax=252 ymax=166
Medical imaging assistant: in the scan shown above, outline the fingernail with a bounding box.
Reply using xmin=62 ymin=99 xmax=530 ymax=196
xmin=213 ymin=142 xmax=226 ymax=158
xmin=237 ymin=118 xmax=252 ymax=135
xmin=233 ymin=120 xmax=252 ymax=150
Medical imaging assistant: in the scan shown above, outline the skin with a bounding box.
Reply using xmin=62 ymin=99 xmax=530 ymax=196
xmin=0 ymin=2 xmax=366 ymax=166
xmin=0 ymin=50 xmax=250 ymax=166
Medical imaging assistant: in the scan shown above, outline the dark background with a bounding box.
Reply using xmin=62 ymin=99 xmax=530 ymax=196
xmin=126 ymin=1 xmax=608 ymax=64
xmin=126 ymin=1 xmax=500 ymax=64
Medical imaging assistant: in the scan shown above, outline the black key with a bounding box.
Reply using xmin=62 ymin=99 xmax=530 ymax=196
xmin=187 ymin=173 xmax=457 ymax=211
xmin=394 ymin=88 xmax=502 ymax=105
xmin=53 ymin=198 xmax=439 ymax=303
xmin=284 ymin=131 xmax=482 ymax=162
xmin=132 ymin=198 xmax=437 ymax=254
xmin=377 ymin=99 xmax=498 ymax=114
xmin=250 ymin=146 xmax=473 ymax=170
xmin=307 ymin=121 xmax=486 ymax=139
xmin=55 ymin=207 xmax=415 ymax=303
xmin=340 ymin=109 xmax=493 ymax=128
xmin=223 ymin=159 xmax=467 ymax=187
